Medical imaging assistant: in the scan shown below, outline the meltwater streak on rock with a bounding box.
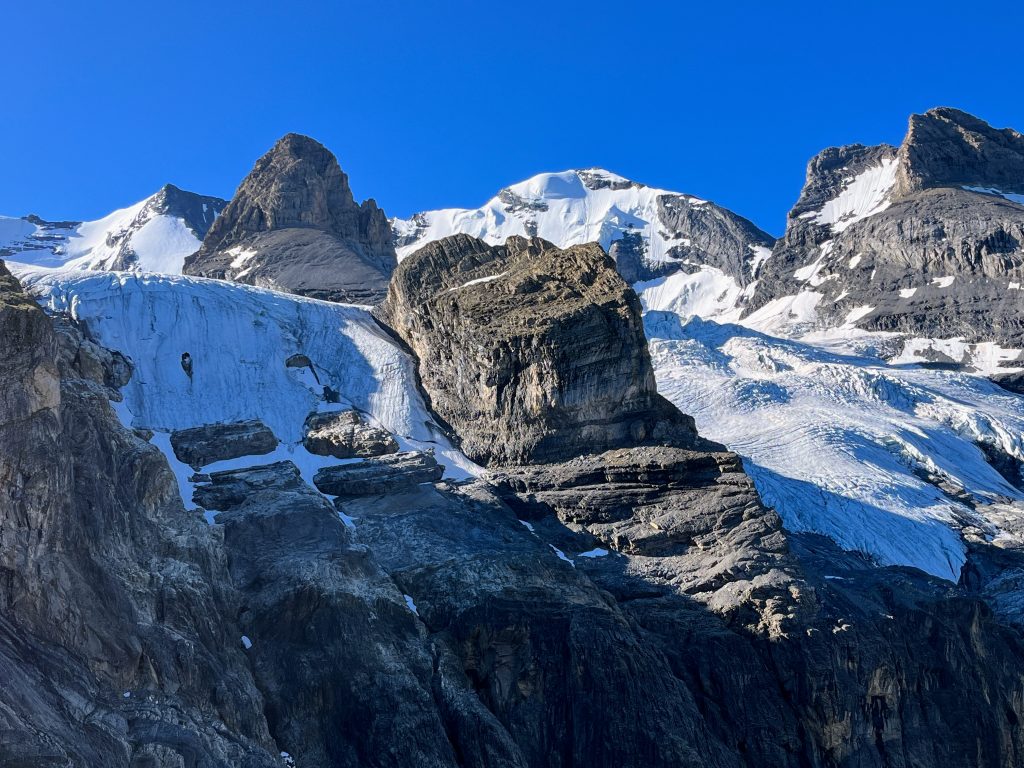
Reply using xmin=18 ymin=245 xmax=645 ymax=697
xmin=378 ymin=234 xmax=703 ymax=466
xmin=185 ymin=133 xmax=397 ymax=304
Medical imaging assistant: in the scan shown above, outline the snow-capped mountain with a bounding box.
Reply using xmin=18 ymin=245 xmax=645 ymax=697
xmin=749 ymin=108 xmax=1024 ymax=367
xmin=7 ymin=110 xmax=1024 ymax=766
xmin=1 ymin=184 xmax=227 ymax=274
xmin=392 ymin=168 xmax=775 ymax=291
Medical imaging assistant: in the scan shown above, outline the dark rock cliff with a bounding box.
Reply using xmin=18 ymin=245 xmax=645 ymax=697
xmin=0 ymin=261 xmax=279 ymax=765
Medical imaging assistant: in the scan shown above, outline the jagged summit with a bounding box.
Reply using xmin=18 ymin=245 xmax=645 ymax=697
xmin=746 ymin=106 xmax=1024 ymax=358
xmin=184 ymin=133 xmax=397 ymax=304
xmin=896 ymin=107 xmax=1024 ymax=195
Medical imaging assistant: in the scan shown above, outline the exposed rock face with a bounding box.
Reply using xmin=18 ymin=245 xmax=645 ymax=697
xmin=193 ymin=460 xmax=305 ymax=511
xmin=377 ymin=234 xmax=701 ymax=465
xmin=302 ymin=409 xmax=398 ymax=458
xmin=895 ymin=107 xmax=1024 ymax=195
xmin=312 ymin=451 xmax=442 ymax=496
xmin=170 ymin=418 xmax=278 ymax=468
xmin=185 ymin=133 xmax=397 ymax=304
xmin=0 ymin=262 xmax=279 ymax=765
xmin=749 ymin=107 xmax=1024 ymax=355
xmin=648 ymin=193 xmax=775 ymax=285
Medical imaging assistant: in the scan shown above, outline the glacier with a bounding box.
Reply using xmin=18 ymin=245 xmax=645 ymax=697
xmin=9 ymin=158 xmax=1024 ymax=582
xmin=644 ymin=311 xmax=1024 ymax=580
xmin=13 ymin=267 xmax=480 ymax=489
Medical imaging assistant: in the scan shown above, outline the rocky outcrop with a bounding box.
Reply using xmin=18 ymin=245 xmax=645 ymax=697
xmin=184 ymin=133 xmax=397 ymax=304
xmin=302 ymin=409 xmax=398 ymax=458
xmin=312 ymin=451 xmax=442 ymax=496
xmin=377 ymin=234 xmax=702 ymax=465
xmin=647 ymin=193 xmax=775 ymax=285
xmin=490 ymin=446 xmax=794 ymax=600
xmin=895 ymin=107 xmax=1024 ymax=196
xmin=0 ymin=261 xmax=279 ymax=765
xmin=749 ymin=107 xmax=1024 ymax=355
xmin=170 ymin=419 xmax=278 ymax=468
xmin=192 ymin=460 xmax=305 ymax=510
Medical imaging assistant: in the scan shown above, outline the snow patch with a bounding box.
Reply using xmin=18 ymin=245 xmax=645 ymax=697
xmin=810 ymin=159 xmax=898 ymax=233
xmin=549 ymin=545 xmax=575 ymax=567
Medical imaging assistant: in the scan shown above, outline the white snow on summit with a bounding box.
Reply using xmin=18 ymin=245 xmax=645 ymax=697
xmin=393 ymin=168 xmax=711 ymax=264
xmin=2 ymin=188 xmax=221 ymax=274
xmin=803 ymin=158 xmax=899 ymax=234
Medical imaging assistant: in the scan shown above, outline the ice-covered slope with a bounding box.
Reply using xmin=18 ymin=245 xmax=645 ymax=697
xmin=2 ymin=185 xmax=227 ymax=274
xmin=644 ymin=311 xmax=1024 ymax=580
xmin=12 ymin=267 xmax=478 ymax=490
xmin=393 ymin=168 xmax=774 ymax=290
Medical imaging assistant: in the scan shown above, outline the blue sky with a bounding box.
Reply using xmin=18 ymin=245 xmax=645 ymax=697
xmin=4 ymin=0 xmax=1023 ymax=235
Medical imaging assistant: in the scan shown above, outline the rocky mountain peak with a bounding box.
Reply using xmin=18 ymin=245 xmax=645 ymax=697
xmin=747 ymin=106 xmax=1024 ymax=355
xmin=183 ymin=133 xmax=397 ymax=304
xmin=202 ymin=133 xmax=361 ymax=242
xmin=895 ymin=106 xmax=1024 ymax=195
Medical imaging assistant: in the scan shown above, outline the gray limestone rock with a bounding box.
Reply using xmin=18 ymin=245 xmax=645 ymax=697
xmin=311 ymin=451 xmax=443 ymax=497
xmin=193 ymin=460 xmax=304 ymax=511
xmin=302 ymin=409 xmax=399 ymax=459
xmin=170 ymin=419 xmax=279 ymax=469
xmin=895 ymin=106 xmax=1024 ymax=196
xmin=748 ymin=107 xmax=1024 ymax=352
xmin=376 ymin=234 xmax=703 ymax=465
xmin=0 ymin=261 xmax=280 ymax=766
xmin=184 ymin=133 xmax=397 ymax=304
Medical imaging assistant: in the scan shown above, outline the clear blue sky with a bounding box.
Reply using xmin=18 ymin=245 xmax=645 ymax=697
xmin=4 ymin=0 xmax=1023 ymax=235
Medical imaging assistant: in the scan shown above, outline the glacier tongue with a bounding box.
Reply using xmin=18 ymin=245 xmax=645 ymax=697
xmin=13 ymin=267 xmax=479 ymax=481
xmin=644 ymin=313 xmax=1024 ymax=580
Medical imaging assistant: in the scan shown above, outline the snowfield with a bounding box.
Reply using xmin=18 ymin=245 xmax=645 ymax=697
xmin=1 ymin=188 xmax=218 ymax=274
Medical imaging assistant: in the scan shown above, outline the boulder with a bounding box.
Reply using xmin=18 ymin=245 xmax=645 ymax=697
xmin=302 ymin=409 xmax=398 ymax=459
xmin=170 ymin=419 xmax=278 ymax=469
xmin=312 ymin=452 xmax=442 ymax=497
xmin=377 ymin=234 xmax=703 ymax=465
